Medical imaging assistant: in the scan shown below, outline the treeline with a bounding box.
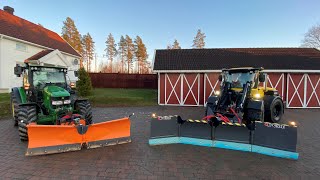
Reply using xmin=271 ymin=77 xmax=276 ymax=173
xmin=103 ymin=34 xmax=150 ymax=74
xmin=61 ymin=16 xmax=207 ymax=74
xmin=61 ymin=17 xmax=151 ymax=74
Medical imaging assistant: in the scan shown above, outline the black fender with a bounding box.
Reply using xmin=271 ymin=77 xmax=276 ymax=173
xmin=19 ymin=102 xmax=42 ymax=114
xmin=263 ymin=95 xmax=284 ymax=114
xmin=74 ymin=98 xmax=89 ymax=104
xmin=11 ymin=87 xmax=22 ymax=104
xmin=207 ymin=96 xmax=219 ymax=105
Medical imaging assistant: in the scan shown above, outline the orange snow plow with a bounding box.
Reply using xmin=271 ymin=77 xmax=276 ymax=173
xmin=26 ymin=117 xmax=131 ymax=156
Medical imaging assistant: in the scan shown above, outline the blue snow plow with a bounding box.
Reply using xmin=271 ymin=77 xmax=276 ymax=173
xmin=149 ymin=67 xmax=298 ymax=160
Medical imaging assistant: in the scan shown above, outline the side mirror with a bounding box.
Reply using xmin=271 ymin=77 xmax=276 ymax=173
xmin=259 ymin=73 xmax=266 ymax=82
xmin=14 ymin=64 xmax=23 ymax=77
xmin=74 ymin=70 xmax=79 ymax=77
xmin=218 ymin=75 xmax=223 ymax=81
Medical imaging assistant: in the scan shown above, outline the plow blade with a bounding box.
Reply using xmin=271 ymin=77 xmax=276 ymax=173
xmin=26 ymin=125 xmax=83 ymax=156
xmin=149 ymin=116 xmax=298 ymax=160
xmin=26 ymin=117 xmax=131 ymax=156
xmin=149 ymin=115 xmax=179 ymax=145
xmin=252 ymin=121 xmax=298 ymax=159
xmin=214 ymin=123 xmax=252 ymax=152
xmin=85 ymin=118 xmax=131 ymax=149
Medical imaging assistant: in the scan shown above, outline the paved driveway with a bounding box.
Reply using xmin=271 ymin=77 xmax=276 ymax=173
xmin=0 ymin=106 xmax=319 ymax=179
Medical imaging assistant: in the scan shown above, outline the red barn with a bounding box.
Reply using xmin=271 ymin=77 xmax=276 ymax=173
xmin=153 ymin=48 xmax=320 ymax=108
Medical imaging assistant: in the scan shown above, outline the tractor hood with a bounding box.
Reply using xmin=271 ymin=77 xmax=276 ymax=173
xmin=44 ymin=86 xmax=70 ymax=98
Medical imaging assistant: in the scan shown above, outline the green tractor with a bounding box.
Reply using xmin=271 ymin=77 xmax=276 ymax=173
xmin=11 ymin=62 xmax=93 ymax=141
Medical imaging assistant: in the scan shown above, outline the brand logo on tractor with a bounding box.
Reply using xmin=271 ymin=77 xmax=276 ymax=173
xmin=158 ymin=116 xmax=173 ymax=120
xmin=264 ymin=122 xmax=286 ymax=129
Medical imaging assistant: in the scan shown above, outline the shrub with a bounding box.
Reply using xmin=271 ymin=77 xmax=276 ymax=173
xmin=76 ymin=68 xmax=92 ymax=96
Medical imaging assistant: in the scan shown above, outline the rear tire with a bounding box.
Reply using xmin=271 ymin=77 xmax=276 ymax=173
xmin=10 ymin=92 xmax=20 ymax=126
xmin=17 ymin=106 xmax=37 ymax=141
xmin=75 ymin=101 xmax=93 ymax=125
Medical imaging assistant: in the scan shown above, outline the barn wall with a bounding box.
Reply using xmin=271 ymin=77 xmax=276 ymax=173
xmin=158 ymin=72 xmax=320 ymax=108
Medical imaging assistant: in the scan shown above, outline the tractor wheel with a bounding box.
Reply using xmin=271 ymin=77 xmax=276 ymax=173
xmin=17 ymin=106 xmax=37 ymax=141
xmin=10 ymin=92 xmax=20 ymax=126
xmin=75 ymin=101 xmax=93 ymax=125
xmin=266 ymin=98 xmax=283 ymax=123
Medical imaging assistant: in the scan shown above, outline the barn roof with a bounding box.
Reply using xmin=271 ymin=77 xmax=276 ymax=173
xmin=153 ymin=48 xmax=320 ymax=72
xmin=0 ymin=9 xmax=80 ymax=57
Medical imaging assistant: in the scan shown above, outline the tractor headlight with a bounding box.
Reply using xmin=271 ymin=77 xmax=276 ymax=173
xmin=52 ymin=100 xmax=63 ymax=105
xmin=214 ymin=90 xmax=221 ymax=96
xmin=64 ymin=100 xmax=71 ymax=104
xmin=254 ymin=93 xmax=261 ymax=99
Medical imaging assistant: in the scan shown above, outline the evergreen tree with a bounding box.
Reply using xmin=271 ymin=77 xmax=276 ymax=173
xmin=82 ymin=33 xmax=95 ymax=72
xmin=125 ymin=35 xmax=134 ymax=74
xmin=192 ymin=29 xmax=206 ymax=49
xmin=172 ymin=39 xmax=181 ymax=49
xmin=62 ymin=17 xmax=83 ymax=66
xmin=134 ymin=36 xmax=148 ymax=74
xmin=118 ymin=36 xmax=126 ymax=73
xmin=105 ymin=33 xmax=117 ymax=73
xmin=76 ymin=67 xmax=92 ymax=96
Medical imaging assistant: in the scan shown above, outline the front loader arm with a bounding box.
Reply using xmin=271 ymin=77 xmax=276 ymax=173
xmin=237 ymin=82 xmax=252 ymax=110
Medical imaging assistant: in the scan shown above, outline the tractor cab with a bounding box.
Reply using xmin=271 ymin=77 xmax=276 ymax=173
xmin=222 ymin=67 xmax=263 ymax=89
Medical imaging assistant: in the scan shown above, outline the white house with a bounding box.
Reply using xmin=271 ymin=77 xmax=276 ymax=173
xmin=0 ymin=6 xmax=81 ymax=93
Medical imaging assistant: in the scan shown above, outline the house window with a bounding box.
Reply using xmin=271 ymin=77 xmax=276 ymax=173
xmin=16 ymin=43 xmax=27 ymax=52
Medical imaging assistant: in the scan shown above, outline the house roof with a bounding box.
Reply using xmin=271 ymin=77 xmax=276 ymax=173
xmin=153 ymin=48 xmax=320 ymax=72
xmin=0 ymin=10 xmax=80 ymax=57
xmin=24 ymin=50 xmax=53 ymax=63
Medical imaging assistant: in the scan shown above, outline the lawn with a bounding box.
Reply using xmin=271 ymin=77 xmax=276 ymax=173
xmin=87 ymin=88 xmax=157 ymax=107
xmin=0 ymin=88 xmax=157 ymax=118
xmin=0 ymin=93 xmax=11 ymax=118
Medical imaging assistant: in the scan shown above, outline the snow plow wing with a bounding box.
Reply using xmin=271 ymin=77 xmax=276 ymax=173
xmin=26 ymin=117 xmax=131 ymax=156
xmin=149 ymin=116 xmax=298 ymax=160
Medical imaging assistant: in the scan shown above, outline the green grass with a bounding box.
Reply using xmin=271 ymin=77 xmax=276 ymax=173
xmin=0 ymin=88 xmax=157 ymax=118
xmin=0 ymin=93 xmax=11 ymax=118
xmin=87 ymin=88 xmax=157 ymax=107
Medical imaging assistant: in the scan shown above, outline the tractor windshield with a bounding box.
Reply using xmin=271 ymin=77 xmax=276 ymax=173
xmin=225 ymin=72 xmax=257 ymax=88
xmin=32 ymin=68 xmax=66 ymax=88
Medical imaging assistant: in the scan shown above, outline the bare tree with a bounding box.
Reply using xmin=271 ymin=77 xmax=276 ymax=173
xmin=301 ymin=24 xmax=320 ymax=48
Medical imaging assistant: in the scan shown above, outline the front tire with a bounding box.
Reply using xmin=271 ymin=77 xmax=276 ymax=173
xmin=17 ymin=106 xmax=37 ymax=141
xmin=266 ymin=98 xmax=283 ymax=123
xmin=75 ymin=101 xmax=93 ymax=125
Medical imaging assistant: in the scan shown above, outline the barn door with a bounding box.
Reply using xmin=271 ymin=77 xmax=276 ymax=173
xmin=164 ymin=73 xmax=182 ymax=105
xmin=286 ymin=74 xmax=306 ymax=108
xmin=182 ymin=74 xmax=200 ymax=106
xmin=305 ymin=74 xmax=320 ymax=107
xmin=266 ymin=73 xmax=285 ymax=99
xmin=203 ymin=73 xmax=220 ymax=105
